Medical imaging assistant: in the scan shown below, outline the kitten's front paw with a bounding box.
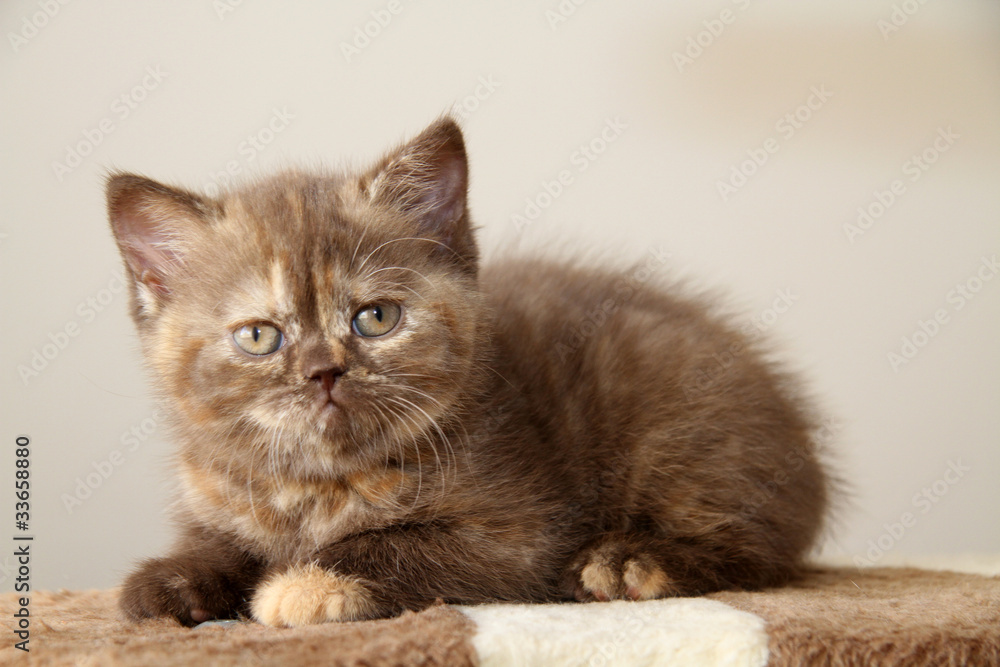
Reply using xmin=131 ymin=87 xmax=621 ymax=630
xmin=120 ymin=556 xmax=247 ymax=626
xmin=567 ymin=542 xmax=676 ymax=602
xmin=251 ymin=563 xmax=376 ymax=627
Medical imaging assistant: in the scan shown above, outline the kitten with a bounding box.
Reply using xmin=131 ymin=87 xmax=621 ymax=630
xmin=108 ymin=117 xmax=828 ymax=627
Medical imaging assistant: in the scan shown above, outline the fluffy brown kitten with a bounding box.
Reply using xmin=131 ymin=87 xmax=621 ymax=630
xmin=108 ymin=117 xmax=828 ymax=627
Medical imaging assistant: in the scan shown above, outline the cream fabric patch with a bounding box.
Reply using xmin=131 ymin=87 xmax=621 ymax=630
xmin=459 ymin=597 xmax=769 ymax=667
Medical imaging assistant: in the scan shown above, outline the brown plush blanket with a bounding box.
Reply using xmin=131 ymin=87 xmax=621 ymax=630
xmin=2 ymin=567 xmax=998 ymax=666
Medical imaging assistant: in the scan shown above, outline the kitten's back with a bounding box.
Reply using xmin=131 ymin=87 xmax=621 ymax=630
xmin=480 ymin=258 xmax=827 ymax=589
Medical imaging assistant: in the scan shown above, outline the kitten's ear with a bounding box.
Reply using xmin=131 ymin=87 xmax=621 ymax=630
xmin=106 ymin=173 xmax=211 ymax=315
xmin=363 ymin=117 xmax=477 ymax=268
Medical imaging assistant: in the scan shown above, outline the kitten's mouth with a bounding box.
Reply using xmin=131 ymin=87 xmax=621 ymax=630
xmin=311 ymin=389 xmax=345 ymax=429
xmin=316 ymin=394 xmax=340 ymax=413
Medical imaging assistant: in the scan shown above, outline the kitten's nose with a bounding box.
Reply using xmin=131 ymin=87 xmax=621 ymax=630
xmin=306 ymin=364 xmax=345 ymax=394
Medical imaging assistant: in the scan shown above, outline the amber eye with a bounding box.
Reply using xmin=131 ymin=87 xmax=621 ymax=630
xmin=353 ymin=303 xmax=402 ymax=337
xmin=233 ymin=323 xmax=283 ymax=355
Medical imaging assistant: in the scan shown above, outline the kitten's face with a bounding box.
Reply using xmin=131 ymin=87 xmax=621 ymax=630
xmin=108 ymin=119 xmax=482 ymax=476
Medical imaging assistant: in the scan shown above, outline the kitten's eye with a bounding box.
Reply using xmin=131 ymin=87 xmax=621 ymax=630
xmin=233 ymin=323 xmax=283 ymax=355
xmin=353 ymin=303 xmax=402 ymax=337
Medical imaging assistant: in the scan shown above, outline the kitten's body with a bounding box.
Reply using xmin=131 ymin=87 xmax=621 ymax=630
xmin=109 ymin=119 xmax=827 ymax=626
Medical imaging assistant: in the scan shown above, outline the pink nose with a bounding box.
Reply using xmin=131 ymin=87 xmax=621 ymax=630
xmin=306 ymin=365 xmax=345 ymax=393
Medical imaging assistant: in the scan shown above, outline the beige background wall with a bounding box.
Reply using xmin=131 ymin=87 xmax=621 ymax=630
xmin=1 ymin=1 xmax=997 ymax=590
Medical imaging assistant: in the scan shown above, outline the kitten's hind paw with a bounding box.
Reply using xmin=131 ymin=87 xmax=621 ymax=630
xmin=251 ymin=563 xmax=376 ymax=627
xmin=567 ymin=541 xmax=677 ymax=602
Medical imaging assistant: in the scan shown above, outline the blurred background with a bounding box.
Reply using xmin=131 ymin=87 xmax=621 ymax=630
xmin=1 ymin=0 xmax=997 ymax=590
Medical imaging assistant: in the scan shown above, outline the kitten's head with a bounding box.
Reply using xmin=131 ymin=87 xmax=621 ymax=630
xmin=107 ymin=118 xmax=484 ymax=477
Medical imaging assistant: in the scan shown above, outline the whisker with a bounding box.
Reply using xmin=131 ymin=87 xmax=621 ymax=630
xmin=484 ymin=364 xmax=516 ymax=389
xmin=364 ymin=265 xmax=436 ymax=288
xmin=369 ymin=402 xmax=412 ymax=512
xmin=379 ymin=383 xmax=476 ymax=495
xmin=379 ymin=400 xmax=425 ymax=509
xmin=356 ymin=236 xmax=458 ymax=274
xmin=383 ymin=393 xmax=456 ymax=503
xmin=349 ymin=224 xmax=371 ymax=270
xmin=357 ymin=277 xmax=424 ymax=301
